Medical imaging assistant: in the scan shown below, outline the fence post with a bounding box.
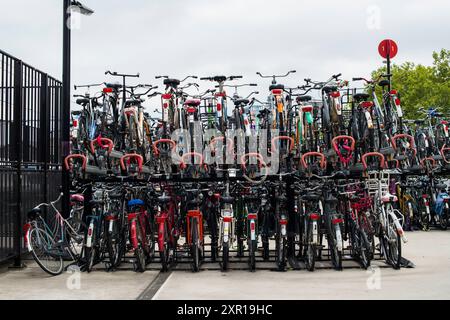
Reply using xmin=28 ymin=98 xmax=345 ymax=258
xmin=12 ymin=59 xmax=24 ymax=268
xmin=40 ymin=74 xmax=49 ymax=206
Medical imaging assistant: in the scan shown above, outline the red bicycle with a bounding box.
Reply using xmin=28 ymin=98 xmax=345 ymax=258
xmin=155 ymin=188 xmax=179 ymax=272
xmin=182 ymin=187 xmax=205 ymax=272
xmin=126 ymin=197 xmax=155 ymax=272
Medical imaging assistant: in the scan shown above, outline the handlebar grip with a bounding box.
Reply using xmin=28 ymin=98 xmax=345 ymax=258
xmin=352 ymin=78 xmax=363 ymax=81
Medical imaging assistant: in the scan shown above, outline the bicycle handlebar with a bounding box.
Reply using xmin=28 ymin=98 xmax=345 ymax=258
xmin=74 ymin=83 xmax=103 ymax=90
xmin=105 ymin=71 xmax=140 ymax=78
xmin=200 ymin=76 xmax=243 ymax=82
xmin=256 ymin=70 xmax=296 ymax=79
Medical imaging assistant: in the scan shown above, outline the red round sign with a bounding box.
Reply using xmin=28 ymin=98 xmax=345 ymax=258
xmin=378 ymin=39 xmax=398 ymax=59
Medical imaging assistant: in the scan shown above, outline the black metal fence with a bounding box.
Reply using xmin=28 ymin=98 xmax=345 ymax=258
xmin=0 ymin=49 xmax=62 ymax=264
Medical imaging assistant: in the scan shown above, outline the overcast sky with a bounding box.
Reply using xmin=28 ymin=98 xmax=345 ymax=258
xmin=1 ymin=0 xmax=449 ymax=110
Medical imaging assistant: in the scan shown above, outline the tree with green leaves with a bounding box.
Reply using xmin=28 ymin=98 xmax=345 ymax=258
xmin=371 ymin=49 xmax=450 ymax=119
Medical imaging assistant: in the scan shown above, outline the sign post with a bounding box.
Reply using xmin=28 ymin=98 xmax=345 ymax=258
xmin=378 ymin=39 xmax=398 ymax=91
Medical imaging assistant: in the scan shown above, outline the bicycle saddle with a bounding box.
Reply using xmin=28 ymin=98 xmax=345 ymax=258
xmin=184 ymin=99 xmax=201 ymax=107
xmin=353 ymin=93 xmax=370 ymax=102
xmin=213 ymin=76 xmax=227 ymax=82
xmin=381 ymin=193 xmax=398 ymax=203
xmin=234 ymin=99 xmax=250 ymax=106
xmin=163 ymin=78 xmax=181 ymax=87
xmin=28 ymin=208 xmax=42 ymax=220
xmin=128 ymin=199 xmax=145 ymax=207
xmin=71 ymin=110 xmax=82 ymax=116
xmin=302 ymin=193 xmax=320 ymax=201
xmin=323 ymin=86 xmax=338 ymax=94
xmin=125 ymin=99 xmax=141 ymax=107
xmin=324 ymin=196 xmax=339 ymax=204
xmin=436 ymin=184 xmax=447 ymax=190
xmin=89 ymin=200 xmax=105 ymax=207
xmin=105 ymin=83 xmax=122 ymax=90
xmin=70 ymin=194 xmax=85 ymax=203
xmin=108 ymin=193 xmax=122 ymax=200
xmin=157 ymin=195 xmax=171 ymax=204
xmin=378 ymin=80 xmax=390 ymax=87
xmin=221 ymin=196 xmax=234 ymax=204
xmin=394 ymin=155 xmax=408 ymax=161
xmin=76 ymin=98 xmax=90 ymax=106
xmin=257 ymin=109 xmax=271 ymax=118
xmin=269 ymin=84 xmax=285 ymax=91
xmin=188 ymin=198 xmax=201 ymax=206
xmin=297 ymin=95 xmax=312 ymax=103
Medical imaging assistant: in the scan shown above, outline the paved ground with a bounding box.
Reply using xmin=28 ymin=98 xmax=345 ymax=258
xmin=154 ymin=231 xmax=450 ymax=300
xmin=0 ymin=262 xmax=159 ymax=300
xmin=0 ymin=231 xmax=449 ymax=300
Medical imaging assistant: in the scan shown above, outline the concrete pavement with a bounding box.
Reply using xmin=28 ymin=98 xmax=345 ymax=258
xmin=0 ymin=262 xmax=159 ymax=300
xmin=153 ymin=231 xmax=450 ymax=300
xmin=0 ymin=231 xmax=449 ymax=300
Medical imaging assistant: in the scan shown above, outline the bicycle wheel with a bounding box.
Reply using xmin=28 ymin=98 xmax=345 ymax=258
xmin=127 ymin=116 xmax=137 ymax=150
xmin=134 ymin=218 xmax=147 ymax=273
xmin=275 ymin=225 xmax=286 ymax=271
xmin=327 ymin=221 xmax=342 ymax=271
xmin=221 ymin=242 xmax=229 ymax=271
xmin=304 ymin=225 xmax=316 ymax=272
xmin=29 ymin=227 xmax=64 ymax=276
xmin=437 ymin=207 xmax=449 ymax=230
xmin=439 ymin=212 xmax=448 ymax=230
xmin=420 ymin=211 xmax=431 ymax=231
xmin=387 ymin=223 xmax=402 ymax=270
xmin=85 ymin=225 xmax=97 ymax=273
xmin=191 ymin=218 xmax=200 ymax=272
xmin=262 ymin=235 xmax=270 ymax=261
xmin=69 ymin=208 xmax=84 ymax=234
xmin=359 ymin=228 xmax=371 ymax=269
xmin=249 ymin=239 xmax=256 ymax=272
xmin=106 ymin=220 xmax=122 ymax=268
xmin=160 ymin=223 xmax=170 ymax=272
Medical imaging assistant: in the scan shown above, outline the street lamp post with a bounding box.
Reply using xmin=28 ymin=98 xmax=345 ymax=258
xmin=62 ymin=0 xmax=93 ymax=217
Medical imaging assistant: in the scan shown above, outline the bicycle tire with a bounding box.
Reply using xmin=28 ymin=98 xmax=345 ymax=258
xmin=85 ymin=224 xmax=97 ymax=273
xmin=304 ymin=225 xmax=316 ymax=272
xmin=262 ymin=236 xmax=270 ymax=261
xmin=160 ymin=223 xmax=170 ymax=272
xmin=134 ymin=218 xmax=147 ymax=273
xmin=328 ymin=221 xmax=342 ymax=271
xmin=388 ymin=225 xmax=402 ymax=270
xmin=275 ymin=225 xmax=286 ymax=271
xmin=29 ymin=227 xmax=64 ymax=276
xmin=106 ymin=220 xmax=122 ymax=268
xmin=439 ymin=211 xmax=448 ymax=230
xmin=191 ymin=218 xmax=200 ymax=272
xmin=249 ymin=239 xmax=256 ymax=272
xmin=221 ymin=242 xmax=229 ymax=271
xmin=359 ymin=228 xmax=371 ymax=269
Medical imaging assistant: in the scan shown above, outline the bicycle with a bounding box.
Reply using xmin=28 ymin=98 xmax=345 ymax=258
xmin=24 ymin=193 xmax=84 ymax=276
